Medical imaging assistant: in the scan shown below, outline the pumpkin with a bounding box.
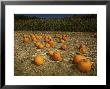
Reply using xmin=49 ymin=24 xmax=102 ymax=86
xmin=37 ymin=44 xmax=44 ymax=49
xmin=79 ymin=47 xmax=86 ymax=54
xmin=73 ymin=54 xmax=86 ymax=64
xmin=31 ymin=34 xmax=37 ymax=42
xmin=45 ymin=38 xmax=50 ymax=43
xmin=48 ymin=40 xmax=54 ymax=47
xmin=35 ymin=43 xmax=44 ymax=49
xmin=56 ymin=34 xmax=61 ymax=38
xmin=48 ymin=50 xmax=54 ymax=56
xmin=34 ymin=55 xmax=44 ymax=65
xmin=31 ymin=34 xmax=36 ymax=38
xmin=62 ymin=35 xmax=67 ymax=41
xmin=23 ymin=37 xmax=29 ymax=43
xmin=59 ymin=35 xmax=62 ymax=39
xmin=60 ymin=44 xmax=67 ymax=50
xmin=52 ymin=51 xmax=62 ymax=61
xmin=35 ymin=34 xmax=40 ymax=40
xmin=63 ymin=34 xmax=68 ymax=37
xmin=32 ymin=37 xmax=37 ymax=42
xmin=48 ymin=36 xmax=52 ymax=40
xmin=78 ymin=59 xmax=93 ymax=73
xmin=60 ymin=39 xmax=65 ymax=43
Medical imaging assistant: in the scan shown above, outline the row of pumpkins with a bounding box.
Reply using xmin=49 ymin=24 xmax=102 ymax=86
xmin=23 ymin=33 xmax=68 ymax=50
xmin=23 ymin=33 xmax=94 ymax=73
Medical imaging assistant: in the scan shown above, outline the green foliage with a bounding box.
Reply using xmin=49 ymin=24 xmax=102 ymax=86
xmin=14 ymin=14 xmax=97 ymax=32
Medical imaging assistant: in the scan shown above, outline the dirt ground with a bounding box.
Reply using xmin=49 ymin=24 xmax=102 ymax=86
xmin=14 ymin=31 xmax=97 ymax=76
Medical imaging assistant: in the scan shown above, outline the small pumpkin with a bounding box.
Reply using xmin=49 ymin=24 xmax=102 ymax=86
xmin=78 ymin=59 xmax=93 ymax=73
xmin=23 ymin=37 xmax=29 ymax=43
xmin=34 ymin=55 xmax=44 ymax=65
xmin=48 ymin=50 xmax=54 ymax=56
xmin=48 ymin=40 xmax=54 ymax=47
xmin=31 ymin=34 xmax=37 ymax=42
xmin=45 ymin=38 xmax=50 ymax=43
xmin=35 ymin=34 xmax=40 ymax=40
xmin=79 ymin=47 xmax=86 ymax=54
xmin=60 ymin=44 xmax=67 ymax=50
xmin=37 ymin=44 xmax=44 ymax=49
xmin=56 ymin=34 xmax=61 ymax=38
xmin=60 ymin=39 xmax=65 ymax=43
xmin=73 ymin=54 xmax=86 ymax=64
xmin=32 ymin=37 xmax=37 ymax=42
xmin=35 ymin=43 xmax=44 ymax=49
xmin=62 ymin=35 xmax=67 ymax=41
xmin=52 ymin=51 xmax=62 ymax=61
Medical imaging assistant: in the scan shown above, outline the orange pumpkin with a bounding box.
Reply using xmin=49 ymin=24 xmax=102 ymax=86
xmin=62 ymin=35 xmax=67 ymax=41
xmin=56 ymin=34 xmax=61 ymax=38
xmin=79 ymin=47 xmax=86 ymax=54
xmin=35 ymin=34 xmax=40 ymax=40
xmin=32 ymin=37 xmax=37 ymax=42
xmin=35 ymin=42 xmax=44 ymax=49
xmin=78 ymin=59 xmax=93 ymax=73
xmin=48 ymin=50 xmax=54 ymax=56
xmin=31 ymin=34 xmax=36 ymax=41
xmin=60 ymin=44 xmax=67 ymax=50
xmin=48 ymin=40 xmax=54 ymax=47
xmin=73 ymin=54 xmax=86 ymax=64
xmin=37 ymin=44 xmax=44 ymax=49
xmin=60 ymin=39 xmax=65 ymax=43
xmin=45 ymin=38 xmax=50 ymax=43
xmin=34 ymin=55 xmax=44 ymax=65
xmin=52 ymin=51 xmax=62 ymax=61
xmin=23 ymin=37 xmax=29 ymax=43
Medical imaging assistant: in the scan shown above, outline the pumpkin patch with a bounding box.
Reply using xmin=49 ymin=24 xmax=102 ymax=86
xmin=14 ymin=14 xmax=97 ymax=76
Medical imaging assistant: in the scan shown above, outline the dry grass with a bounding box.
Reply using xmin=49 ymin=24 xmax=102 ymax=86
xmin=14 ymin=31 xmax=97 ymax=76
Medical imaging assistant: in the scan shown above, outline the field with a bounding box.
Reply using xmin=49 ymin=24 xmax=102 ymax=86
xmin=14 ymin=31 xmax=97 ymax=76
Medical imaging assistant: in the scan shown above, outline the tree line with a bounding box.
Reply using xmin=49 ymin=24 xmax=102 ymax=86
xmin=14 ymin=14 xmax=97 ymax=32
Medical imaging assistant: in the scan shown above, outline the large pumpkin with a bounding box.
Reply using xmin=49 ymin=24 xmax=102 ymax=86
xmin=73 ymin=54 xmax=86 ymax=64
xmin=34 ymin=55 xmax=44 ymax=65
xmin=78 ymin=59 xmax=93 ymax=73
xmin=52 ymin=51 xmax=62 ymax=61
